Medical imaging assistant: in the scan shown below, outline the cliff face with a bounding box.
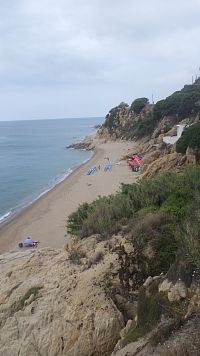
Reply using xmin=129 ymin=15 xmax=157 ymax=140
xmin=1 ymin=230 xmax=200 ymax=355
xmin=98 ymin=80 xmax=200 ymax=143
xmin=98 ymin=101 xmax=153 ymax=141
xmin=0 ymin=239 xmax=123 ymax=356
xmin=98 ymin=82 xmax=200 ymax=178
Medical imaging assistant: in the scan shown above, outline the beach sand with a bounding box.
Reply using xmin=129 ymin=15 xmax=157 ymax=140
xmin=0 ymin=139 xmax=137 ymax=253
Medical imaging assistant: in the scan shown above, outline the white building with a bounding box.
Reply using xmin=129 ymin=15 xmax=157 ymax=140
xmin=163 ymin=124 xmax=187 ymax=145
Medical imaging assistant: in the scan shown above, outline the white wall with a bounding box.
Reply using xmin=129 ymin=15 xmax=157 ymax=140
xmin=163 ymin=124 xmax=186 ymax=145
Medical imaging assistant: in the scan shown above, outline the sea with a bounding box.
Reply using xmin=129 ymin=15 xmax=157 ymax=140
xmin=0 ymin=117 xmax=102 ymax=223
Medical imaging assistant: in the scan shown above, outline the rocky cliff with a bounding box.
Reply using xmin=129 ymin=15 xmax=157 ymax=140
xmin=0 ymin=237 xmax=123 ymax=356
xmin=98 ymin=81 xmax=200 ymax=178
xmin=98 ymin=100 xmax=154 ymax=141
xmin=1 ymin=228 xmax=200 ymax=355
xmin=98 ymin=79 xmax=200 ymax=144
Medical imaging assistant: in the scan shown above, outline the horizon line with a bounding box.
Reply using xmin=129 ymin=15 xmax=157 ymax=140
xmin=0 ymin=116 xmax=104 ymax=123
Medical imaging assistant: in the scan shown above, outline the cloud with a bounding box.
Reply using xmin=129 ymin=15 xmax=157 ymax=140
xmin=0 ymin=0 xmax=200 ymax=119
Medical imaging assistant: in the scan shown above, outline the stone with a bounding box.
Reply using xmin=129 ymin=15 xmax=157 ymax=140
xmin=119 ymin=319 xmax=132 ymax=339
xmin=168 ymin=280 xmax=187 ymax=302
xmin=159 ymin=279 xmax=172 ymax=293
xmin=143 ymin=276 xmax=153 ymax=288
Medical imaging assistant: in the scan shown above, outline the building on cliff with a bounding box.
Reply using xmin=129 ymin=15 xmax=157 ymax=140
xmin=163 ymin=124 xmax=187 ymax=145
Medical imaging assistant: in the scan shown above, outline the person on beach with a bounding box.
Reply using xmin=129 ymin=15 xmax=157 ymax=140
xmin=18 ymin=236 xmax=39 ymax=248
xmin=23 ymin=236 xmax=34 ymax=246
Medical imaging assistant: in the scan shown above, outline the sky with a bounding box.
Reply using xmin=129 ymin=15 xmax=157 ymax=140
xmin=0 ymin=0 xmax=200 ymax=121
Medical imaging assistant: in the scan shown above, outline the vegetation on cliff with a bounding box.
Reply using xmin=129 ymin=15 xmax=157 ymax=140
xmin=67 ymin=166 xmax=200 ymax=350
xmin=68 ymin=166 xmax=200 ymax=244
xmin=98 ymin=79 xmax=200 ymax=140
xmin=176 ymin=122 xmax=200 ymax=159
xmin=130 ymin=97 xmax=149 ymax=114
xmin=154 ymin=78 xmax=200 ymax=121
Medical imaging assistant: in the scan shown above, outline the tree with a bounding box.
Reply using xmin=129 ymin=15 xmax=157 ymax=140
xmin=131 ymin=98 xmax=149 ymax=114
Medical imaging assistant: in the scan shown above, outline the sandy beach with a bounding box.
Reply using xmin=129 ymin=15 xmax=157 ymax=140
xmin=0 ymin=139 xmax=137 ymax=253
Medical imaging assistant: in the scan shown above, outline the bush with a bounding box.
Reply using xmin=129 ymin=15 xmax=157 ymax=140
xmin=153 ymin=80 xmax=200 ymax=121
xmin=161 ymin=194 xmax=187 ymax=218
xmin=20 ymin=286 xmax=42 ymax=307
xmin=131 ymin=215 xmax=178 ymax=276
xmin=176 ymin=122 xmax=200 ymax=158
xmin=121 ymin=323 xmax=147 ymax=346
xmin=148 ymin=223 xmax=178 ymax=275
xmin=67 ymin=167 xmax=200 ymax=241
xmin=137 ymin=287 xmax=169 ymax=328
xmin=67 ymin=194 xmax=134 ymax=239
xmin=135 ymin=116 xmax=156 ymax=138
xmin=67 ymin=202 xmax=93 ymax=236
xmin=131 ymin=97 xmax=149 ymax=114
xmin=65 ymin=237 xmax=87 ymax=264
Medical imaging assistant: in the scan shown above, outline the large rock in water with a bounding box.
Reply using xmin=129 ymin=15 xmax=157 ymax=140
xmin=0 ymin=247 xmax=123 ymax=356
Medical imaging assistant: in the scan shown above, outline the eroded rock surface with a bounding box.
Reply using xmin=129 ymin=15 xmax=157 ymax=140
xmin=0 ymin=243 xmax=123 ymax=356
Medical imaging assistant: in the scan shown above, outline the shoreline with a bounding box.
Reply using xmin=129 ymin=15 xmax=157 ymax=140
xmin=0 ymin=147 xmax=100 ymax=253
xmin=0 ymin=150 xmax=94 ymax=226
xmin=0 ymin=139 xmax=136 ymax=253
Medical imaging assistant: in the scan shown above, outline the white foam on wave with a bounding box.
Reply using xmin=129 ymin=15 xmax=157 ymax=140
xmin=0 ymin=149 xmax=94 ymax=226
xmin=20 ymin=153 xmax=94 ymax=209
xmin=0 ymin=169 xmax=73 ymax=225
xmin=0 ymin=211 xmax=12 ymax=223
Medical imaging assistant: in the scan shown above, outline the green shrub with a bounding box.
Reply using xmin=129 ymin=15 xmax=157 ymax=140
xmin=80 ymin=194 xmax=133 ymax=238
xmin=67 ymin=167 xmax=200 ymax=240
xmin=176 ymin=122 xmax=200 ymax=158
xmin=153 ymin=80 xmax=200 ymax=121
xmin=20 ymin=286 xmax=42 ymax=307
xmin=135 ymin=116 xmax=156 ymax=138
xmin=122 ymin=323 xmax=147 ymax=346
xmin=160 ymin=195 xmax=187 ymax=218
xmin=129 ymin=213 xmax=178 ymax=277
xmin=131 ymin=97 xmax=149 ymax=114
xmin=137 ymin=285 xmax=170 ymax=330
xmin=148 ymin=223 xmax=178 ymax=275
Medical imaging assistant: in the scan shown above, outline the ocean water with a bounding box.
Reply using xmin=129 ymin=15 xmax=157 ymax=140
xmin=0 ymin=117 xmax=102 ymax=223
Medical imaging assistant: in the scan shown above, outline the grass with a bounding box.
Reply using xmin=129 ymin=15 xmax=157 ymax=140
xmin=122 ymin=323 xmax=148 ymax=346
xmin=20 ymin=286 xmax=42 ymax=307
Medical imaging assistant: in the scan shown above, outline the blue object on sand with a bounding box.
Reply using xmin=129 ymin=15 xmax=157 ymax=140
xmin=23 ymin=237 xmax=34 ymax=245
xmin=87 ymin=165 xmax=98 ymax=175
xmin=104 ymin=161 xmax=112 ymax=172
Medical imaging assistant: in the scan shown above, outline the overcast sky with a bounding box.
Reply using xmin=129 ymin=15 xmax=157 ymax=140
xmin=0 ymin=0 xmax=200 ymax=120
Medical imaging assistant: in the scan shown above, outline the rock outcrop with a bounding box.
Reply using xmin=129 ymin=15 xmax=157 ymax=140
xmin=66 ymin=137 xmax=95 ymax=150
xmin=0 ymin=239 xmax=123 ymax=356
xmin=0 ymin=229 xmax=200 ymax=355
xmin=97 ymin=101 xmax=153 ymax=141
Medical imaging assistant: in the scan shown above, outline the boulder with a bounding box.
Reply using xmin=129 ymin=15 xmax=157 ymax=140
xmin=143 ymin=276 xmax=153 ymax=288
xmin=168 ymin=280 xmax=187 ymax=302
